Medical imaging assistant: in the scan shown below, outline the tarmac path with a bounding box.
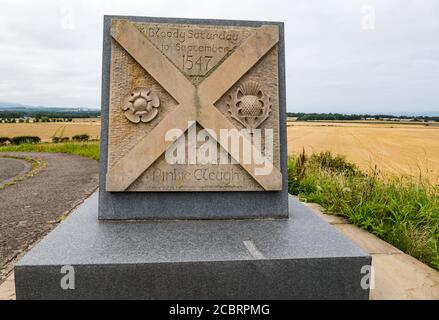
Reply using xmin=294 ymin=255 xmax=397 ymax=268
xmin=0 ymin=158 xmax=32 ymax=186
xmin=0 ymin=152 xmax=99 ymax=280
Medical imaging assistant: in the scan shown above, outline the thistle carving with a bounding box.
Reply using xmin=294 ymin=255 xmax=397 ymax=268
xmin=122 ymin=87 xmax=160 ymax=123
xmin=228 ymin=81 xmax=271 ymax=133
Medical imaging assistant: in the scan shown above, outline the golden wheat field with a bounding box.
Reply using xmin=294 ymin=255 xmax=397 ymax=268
xmin=0 ymin=122 xmax=101 ymax=141
xmin=287 ymin=121 xmax=439 ymax=180
xmin=2 ymin=120 xmax=439 ymax=180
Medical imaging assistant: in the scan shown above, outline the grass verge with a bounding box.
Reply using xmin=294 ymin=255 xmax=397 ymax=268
xmin=288 ymin=150 xmax=439 ymax=270
xmin=0 ymin=141 xmax=100 ymax=161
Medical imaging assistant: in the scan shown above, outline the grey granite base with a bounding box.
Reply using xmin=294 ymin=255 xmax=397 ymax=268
xmin=15 ymin=193 xmax=371 ymax=300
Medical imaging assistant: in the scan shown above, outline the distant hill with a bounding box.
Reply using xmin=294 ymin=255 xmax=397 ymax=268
xmin=0 ymin=103 xmax=100 ymax=119
xmin=287 ymin=112 xmax=439 ymax=122
xmin=0 ymin=103 xmax=99 ymax=113
xmin=389 ymin=111 xmax=439 ymax=117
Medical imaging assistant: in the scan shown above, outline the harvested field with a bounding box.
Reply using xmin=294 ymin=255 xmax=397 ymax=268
xmin=287 ymin=121 xmax=439 ymax=180
xmin=0 ymin=122 xmax=100 ymax=141
xmin=2 ymin=120 xmax=439 ymax=180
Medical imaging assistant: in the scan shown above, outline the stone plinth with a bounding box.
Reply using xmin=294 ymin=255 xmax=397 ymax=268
xmin=15 ymin=193 xmax=370 ymax=300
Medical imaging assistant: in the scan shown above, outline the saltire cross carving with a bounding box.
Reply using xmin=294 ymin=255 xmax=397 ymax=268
xmin=106 ymin=20 xmax=282 ymax=191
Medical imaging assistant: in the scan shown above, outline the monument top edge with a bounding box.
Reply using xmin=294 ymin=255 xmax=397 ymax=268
xmin=103 ymin=15 xmax=284 ymax=28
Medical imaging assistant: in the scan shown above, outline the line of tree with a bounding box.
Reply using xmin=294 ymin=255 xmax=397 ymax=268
xmin=0 ymin=136 xmax=41 ymax=145
xmin=287 ymin=112 xmax=439 ymax=122
xmin=0 ymin=117 xmax=73 ymax=123
xmin=1 ymin=134 xmax=91 ymax=146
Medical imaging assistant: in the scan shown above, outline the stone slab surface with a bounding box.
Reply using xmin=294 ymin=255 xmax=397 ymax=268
xmin=304 ymin=200 xmax=439 ymax=300
xmin=303 ymin=202 xmax=349 ymax=224
xmin=371 ymin=253 xmax=439 ymax=300
xmin=99 ymin=16 xmax=289 ymax=219
xmin=15 ymin=193 xmax=370 ymax=300
xmin=333 ymin=224 xmax=403 ymax=255
xmin=0 ymin=273 xmax=15 ymax=300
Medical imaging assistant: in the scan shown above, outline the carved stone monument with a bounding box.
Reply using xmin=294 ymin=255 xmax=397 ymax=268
xmin=14 ymin=16 xmax=371 ymax=300
xmin=99 ymin=17 xmax=288 ymax=219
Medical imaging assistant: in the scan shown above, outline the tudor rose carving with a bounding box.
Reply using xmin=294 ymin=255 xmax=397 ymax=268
xmin=122 ymin=87 xmax=160 ymax=123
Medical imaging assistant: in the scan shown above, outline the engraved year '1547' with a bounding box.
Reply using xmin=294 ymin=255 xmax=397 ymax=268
xmin=182 ymin=55 xmax=213 ymax=73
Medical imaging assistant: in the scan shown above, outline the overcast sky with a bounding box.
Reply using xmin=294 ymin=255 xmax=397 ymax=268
xmin=0 ymin=0 xmax=438 ymax=114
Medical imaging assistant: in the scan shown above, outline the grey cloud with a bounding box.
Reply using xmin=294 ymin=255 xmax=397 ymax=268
xmin=0 ymin=0 xmax=437 ymax=114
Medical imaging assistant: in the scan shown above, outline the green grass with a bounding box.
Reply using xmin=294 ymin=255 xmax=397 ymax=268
xmin=0 ymin=141 xmax=100 ymax=161
xmin=288 ymin=150 xmax=439 ymax=270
